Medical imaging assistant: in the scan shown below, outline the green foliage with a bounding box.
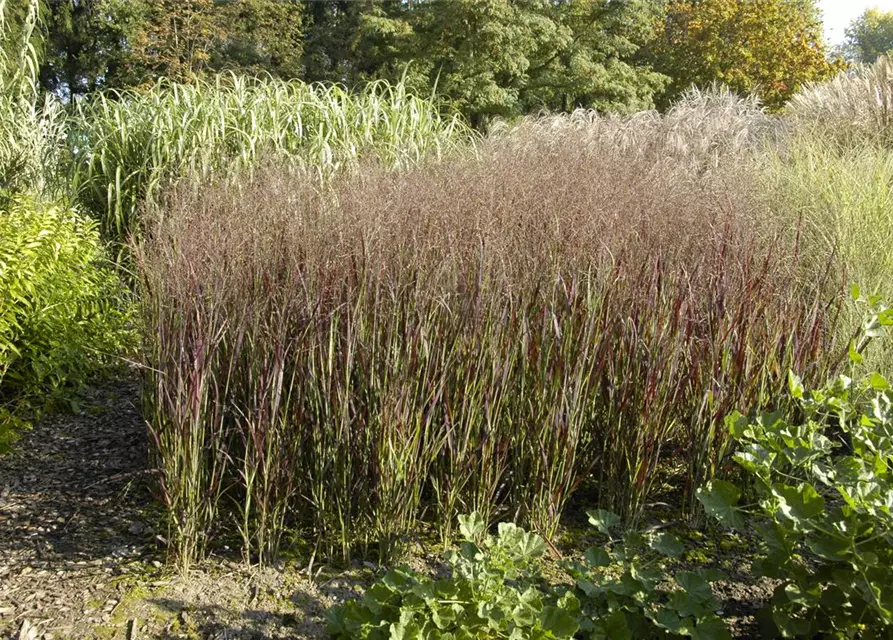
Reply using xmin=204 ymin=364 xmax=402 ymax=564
xmin=69 ymin=75 xmax=471 ymax=250
xmin=326 ymin=513 xmax=729 ymax=639
xmin=844 ymin=8 xmax=893 ymax=64
xmin=698 ymin=295 xmax=893 ymax=637
xmin=0 ymin=197 xmax=133 ymax=448
xmin=0 ymin=0 xmax=131 ymax=453
xmin=307 ymin=0 xmax=665 ymax=127
xmin=647 ymin=0 xmax=841 ymax=110
xmin=563 ymin=511 xmax=729 ymax=639
xmin=102 ymin=0 xmax=305 ymax=86
xmin=327 ymin=515 xmax=562 ymax=640
xmin=42 ymin=0 xmax=665 ymax=125
xmin=0 ymin=0 xmax=67 ymax=197
xmin=39 ymin=0 xmax=132 ymax=99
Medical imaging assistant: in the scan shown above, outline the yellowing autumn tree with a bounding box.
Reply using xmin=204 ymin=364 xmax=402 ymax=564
xmin=647 ymin=0 xmax=841 ymax=110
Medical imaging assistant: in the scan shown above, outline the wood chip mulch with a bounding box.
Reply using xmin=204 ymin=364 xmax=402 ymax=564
xmin=0 ymin=378 xmax=161 ymax=639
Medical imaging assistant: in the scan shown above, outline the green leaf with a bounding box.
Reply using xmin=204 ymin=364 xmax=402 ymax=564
xmin=540 ymin=606 xmax=579 ymax=638
xmin=849 ymin=339 xmax=864 ymax=365
xmin=690 ymin=616 xmax=731 ymax=640
xmin=725 ymin=411 xmax=751 ymax=440
xmin=648 ymin=532 xmax=685 ymax=558
xmin=805 ymin=532 xmax=849 ymax=561
xmin=869 ymin=372 xmax=890 ymax=391
xmin=771 ymin=609 xmax=812 ymax=638
xmin=458 ymin=512 xmax=486 ymax=540
xmin=583 ymin=546 xmax=611 ymax=568
xmin=788 ymin=370 xmax=805 ymax=399
xmin=774 ymin=484 xmax=825 ymax=523
xmin=587 ymin=509 xmax=621 ymax=536
xmin=676 ymin=571 xmax=714 ymax=604
xmin=601 ymin=609 xmax=631 ymax=640
xmin=556 ymin=590 xmax=580 ymax=613
xmin=649 ymin=607 xmax=689 ymax=634
xmin=697 ymin=481 xmax=745 ymax=529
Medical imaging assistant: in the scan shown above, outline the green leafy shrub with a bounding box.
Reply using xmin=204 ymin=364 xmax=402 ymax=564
xmin=698 ymin=293 xmax=893 ymax=637
xmin=326 ymin=512 xmax=730 ymax=639
xmin=327 ymin=513 xmax=575 ymax=639
xmin=566 ymin=510 xmax=729 ymax=639
xmin=0 ymin=196 xmax=133 ymax=448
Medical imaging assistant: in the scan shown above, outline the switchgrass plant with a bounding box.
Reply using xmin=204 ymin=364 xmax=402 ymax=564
xmin=139 ymin=111 xmax=845 ymax=569
xmin=69 ymin=75 xmax=473 ymax=249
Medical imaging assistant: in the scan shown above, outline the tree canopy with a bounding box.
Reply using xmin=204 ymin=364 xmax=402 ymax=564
xmin=646 ymin=0 xmax=840 ymax=110
xmin=328 ymin=0 xmax=666 ymax=127
xmin=29 ymin=0 xmax=841 ymax=121
xmin=843 ymin=8 xmax=893 ymax=63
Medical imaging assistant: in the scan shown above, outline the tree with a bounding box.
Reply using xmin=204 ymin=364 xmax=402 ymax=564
xmin=646 ymin=0 xmax=841 ymax=110
xmin=304 ymin=0 xmax=666 ymax=127
xmin=843 ymin=8 xmax=893 ymax=63
xmin=39 ymin=0 xmax=131 ymax=99
xmin=209 ymin=0 xmax=305 ymax=78
xmin=90 ymin=0 xmax=305 ymax=88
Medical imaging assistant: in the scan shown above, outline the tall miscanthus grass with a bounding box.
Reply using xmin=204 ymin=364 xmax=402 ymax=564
xmin=0 ymin=0 xmax=66 ymax=198
xmin=139 ymin=111 xmax=844 ymax=569
xmin=786 ymin=56 xmax=893 ymax=147
xmin=496 ymin=85 xmax=775 ymax=174
xmin=70 ymin=75 xmax=473 ymax=248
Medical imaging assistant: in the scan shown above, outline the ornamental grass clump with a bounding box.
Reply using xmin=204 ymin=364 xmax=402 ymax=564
xmin=70 ymin=75 xmax=473 ymax=251
xmin=786 ymin=55 xmax=893 ymax=148
xmin=139 ymin=113 xmax=844 ymax=569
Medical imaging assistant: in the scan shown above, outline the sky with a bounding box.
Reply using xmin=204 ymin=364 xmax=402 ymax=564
xmin=819 ymin=0 xmax=893 ymax=45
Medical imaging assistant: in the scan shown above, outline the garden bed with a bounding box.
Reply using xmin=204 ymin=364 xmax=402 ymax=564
xmin=0 ymin=379 xmax=780 ymax=639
